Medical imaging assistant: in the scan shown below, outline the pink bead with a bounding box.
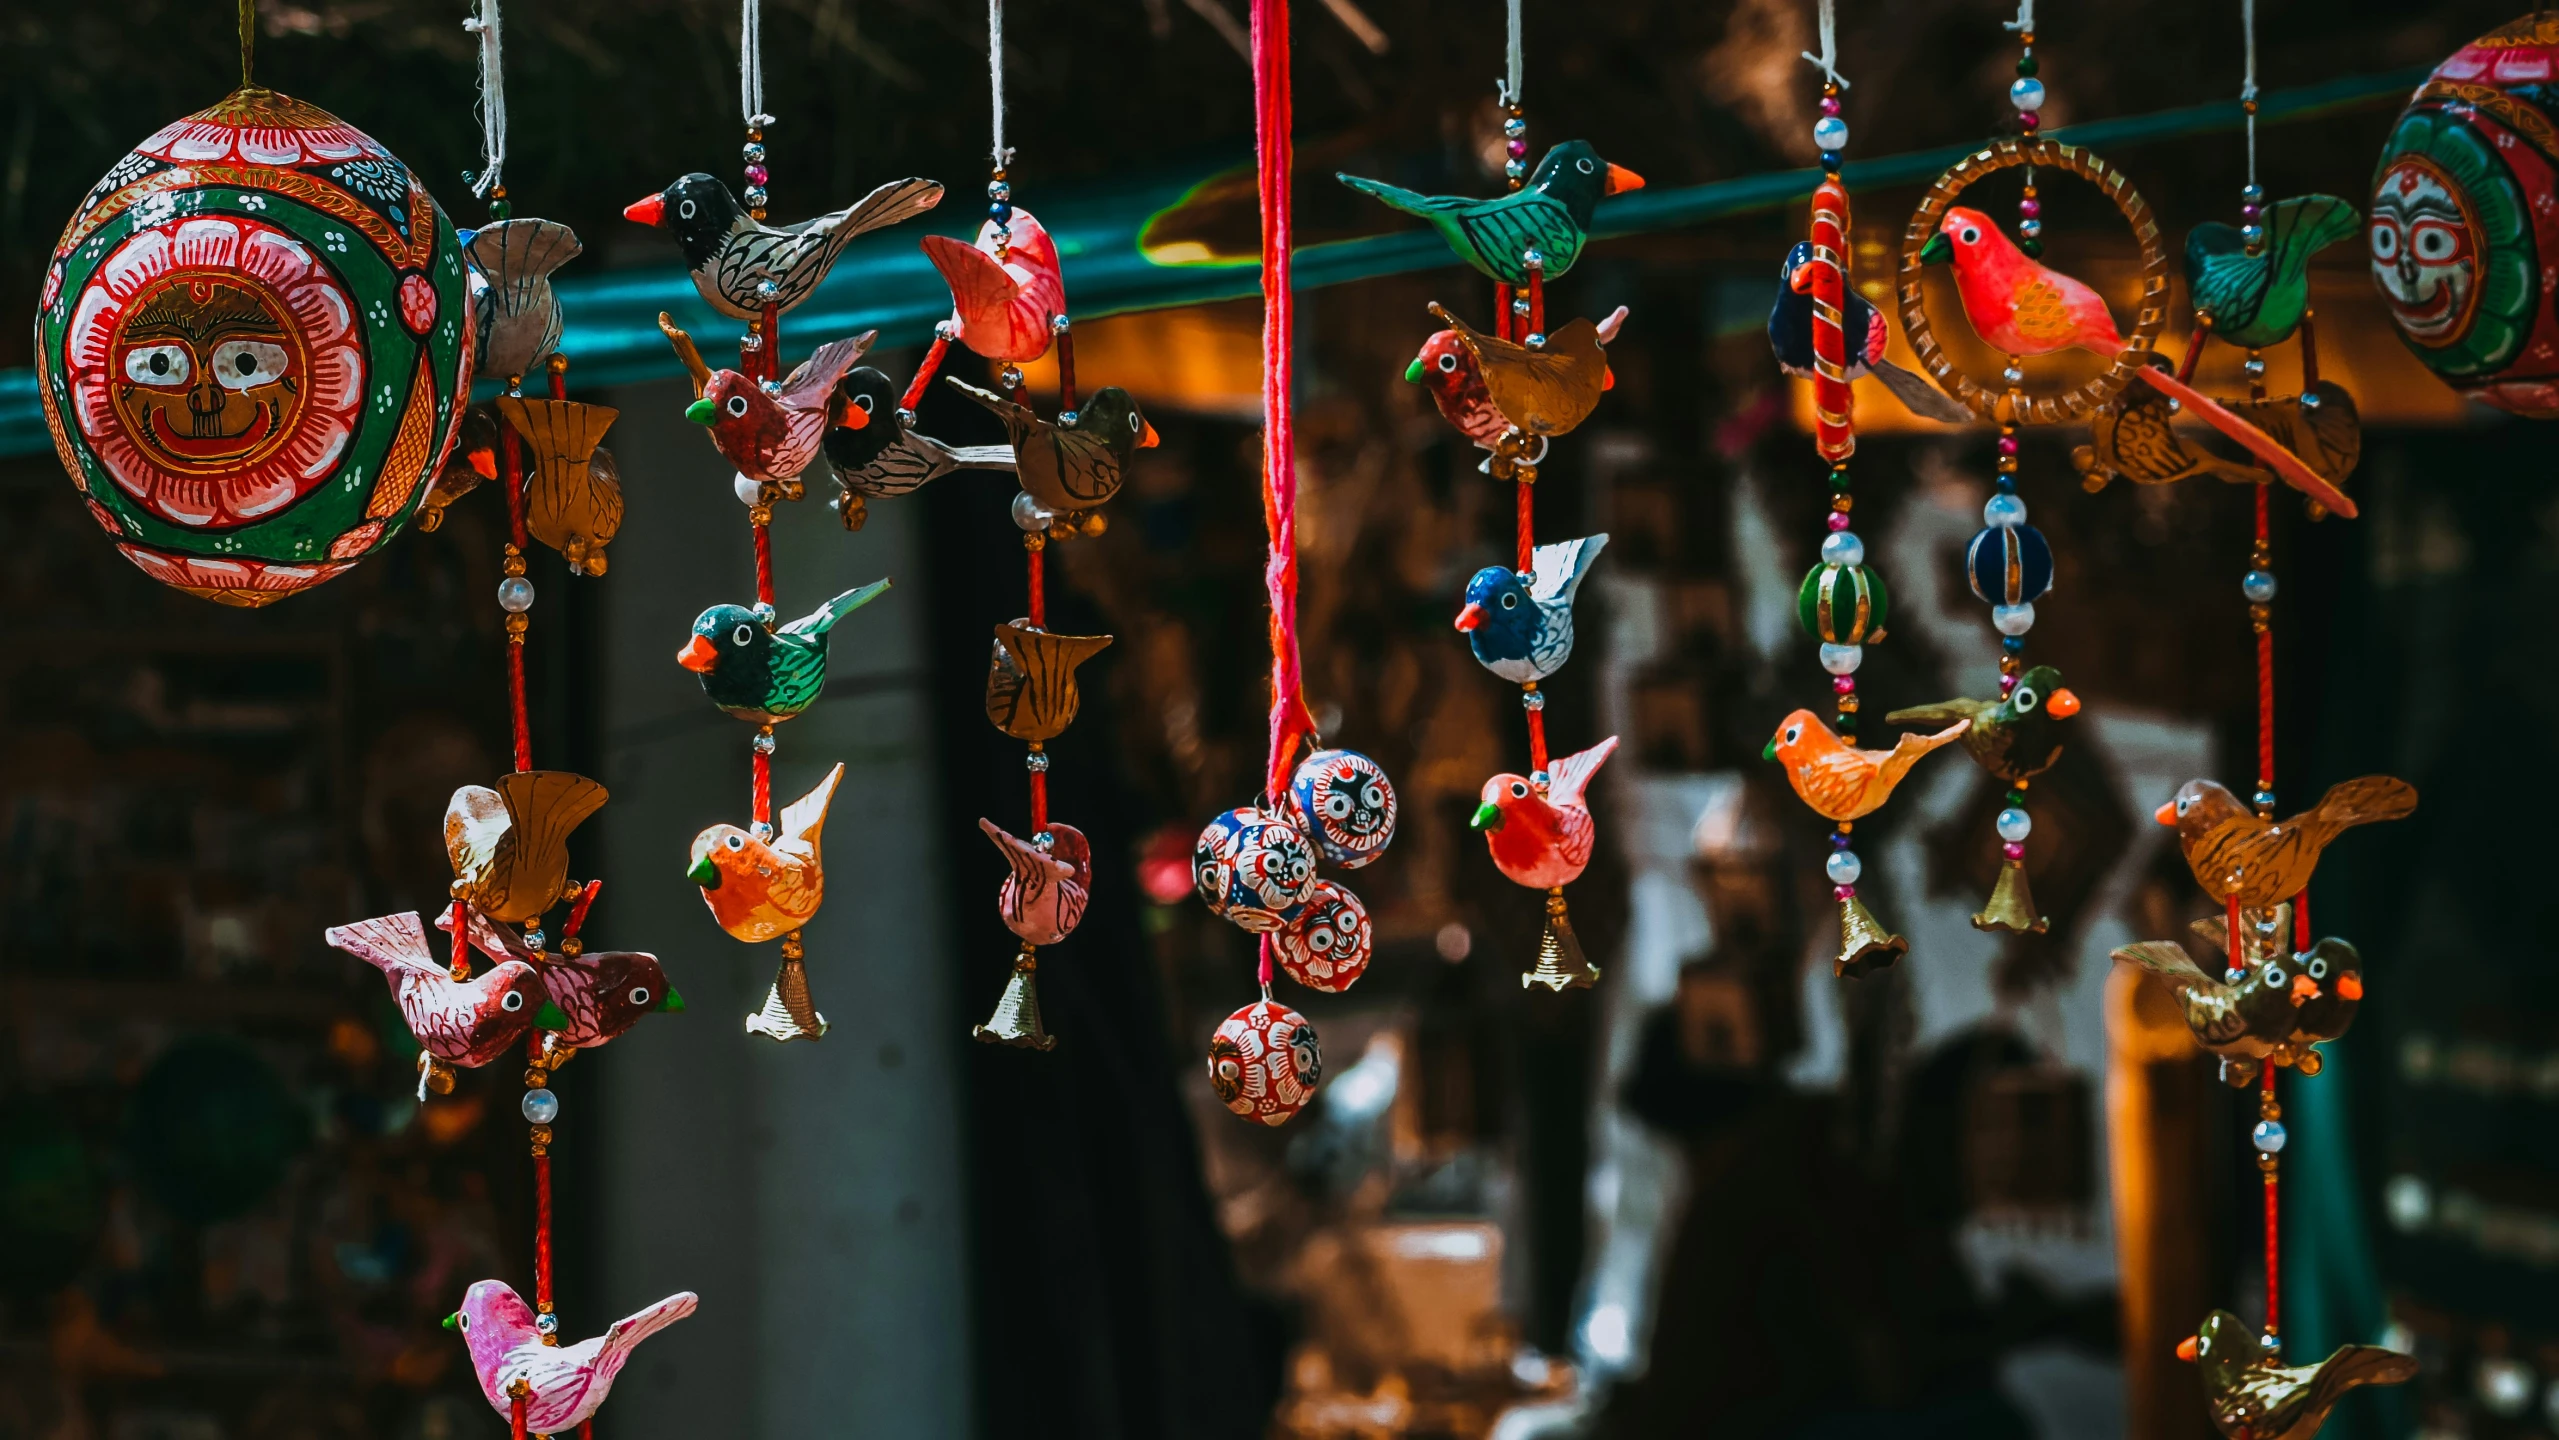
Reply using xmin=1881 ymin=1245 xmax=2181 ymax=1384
xmin=2002 ymin=842 xmax=2026 ymax=861
xmin=1820 ymin=96 xmax=1842 ymax=116
xmin=745 ymin=165 xmax=770 ymax=186
xmin=1826 ymin=512 xmax=1852 ymax=532
xmin=2000 ymin=675 xmax=2018 ymax=693
xmin=1508 ymin=139 xmax=1529 ymax=160
xmin=1997 ymin=435 xmax=2019 ymax=456
xmin=1833 ymin=885 xmax=1856 ymax=901
xmin=2018 ymin=199 xmax=2041 ymax=219
xmin=2019 ymin=111 xmax=2040 ymax=129
xmin=1832 ymin=676 xmax=1856 ymax=694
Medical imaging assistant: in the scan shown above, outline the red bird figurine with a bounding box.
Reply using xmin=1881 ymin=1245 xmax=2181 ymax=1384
xmin=1471 ymin=735 xmax=1619 ymax=890
xmin=440 ymin=906 xmax=682 ymax=1053
xmin=921 ymin=208 xmax=1067 ymax=364
xmin=327 ymin=910 xmax=545 ymax=1098
xmin=1409 ymin=305 xmax=1626 ymax=452
xmin=660 ymin=314 xmax=874 ymax=483
xmin=1919 ymin=205 xmax=2126 ymax=358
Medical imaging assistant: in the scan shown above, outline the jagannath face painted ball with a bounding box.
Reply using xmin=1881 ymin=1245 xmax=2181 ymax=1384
xmin=35 ymin=89 xmax=473 ymax=606
xmin=1272 ymin=880 xmax=1374 ymax=993
xmin=1206 ymin=1000 xmax=1322 ymax=1126
xmin=1193 ymin=806 xmax=1316 ymax=932
xmin=2371 ymin=16 xmax=2559 ymax=416
xmin=1286 ymin=748 xmax=1398 ymax=869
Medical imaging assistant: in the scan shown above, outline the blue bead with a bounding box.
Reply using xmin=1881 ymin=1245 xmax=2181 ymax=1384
xmin=989 ymin=203 xmax=1013 ymax=222
xmin=1966 ymin=524 xmax=2054 ymax=606
xmin=2242 ymin=570 xmax=2278 ymax=603
xmin=2252 ymin=1120 xmax=2287 ymax=1153
xmin=1818 ymin=150 xmax=1843 ymax=170
xmin=2002 ymin=635 xmax=2026 ymax=654
xmin=2253 ymin=789 xmax=2278 ymax=811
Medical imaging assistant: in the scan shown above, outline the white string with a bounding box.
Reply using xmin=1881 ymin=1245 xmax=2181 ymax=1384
xmin=1496 ymin=0 xmax=1522 ymax=107
xmin=463 ymin=0 xmax=505 ymax=196
xmin=1798 ymin=0 xmax=1849 ymax=89
xmin=2003 ymin=0 xmax=2034 ymax=35
xmin=989 ymin=0 xmax=1012 ymax=168
xmin=2241 ymin=0 xmax=2258 ymax=188
xmin=740 ymin=0 xmax=770 ymax=127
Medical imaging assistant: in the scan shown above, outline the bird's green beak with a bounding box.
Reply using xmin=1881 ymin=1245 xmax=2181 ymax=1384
xmin=684 ymin=398 xmax=717 ymax=426
xmin=1470 ymin=801 xmax=1504 ymax=832
xmin=660 ymin=988 xmax=687 ymax=1013
xmin=1403 ymin=357 xmax=1424 ymax=384
xmin=535 ymin=1001 xmax=570 ymax=1031
xmin=687 ymin=854 xmax=721 ymax=888
xmin=442 ymin=1312 xmax=460 ymax=1330
xmin=1918 ymin=233 xmax=1954 ymax=266
xmin=1762 ymin=736 xmax=1779 ymax=762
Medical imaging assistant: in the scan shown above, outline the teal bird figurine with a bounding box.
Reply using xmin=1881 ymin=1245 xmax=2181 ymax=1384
xmin=1337 ymin=141 xmax=1643 ymax=286
xmin=2184 ymin=195 xmax=2359 ymax=349
xmin=676 ymin=580 xmax=888 ymax=724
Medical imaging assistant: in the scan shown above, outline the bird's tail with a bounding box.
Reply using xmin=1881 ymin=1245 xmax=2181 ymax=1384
xmin=1335 ymin=171 xmax=1434 ymax=218
xmin=2303 ymin=775 xmax=2418 ymax=844
xmin=595 ymin=1291 xmax=700 ymax=1377
xmin=2261 ymin=195 xmax=2362 ymax=277
xmin=923 ymin=437 xmax=1017 ymax=472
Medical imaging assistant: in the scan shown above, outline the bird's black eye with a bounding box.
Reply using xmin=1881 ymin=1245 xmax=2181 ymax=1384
xmin=1509 ymin=781 xmax=1529 ymax=799
xmin=852 ymin=394 xmax=875 ymax=414
xmin=630 ymin=987 xmax=651 ymax=1006
xmin=725 ymin=834 xmax=745 ymax=851
xmin=2306 ymin=957 xmax=2328 ymax=979
xmin=2014 ymin=687 xmax=2039 ymax=712
xmin=725 ymin=395 xmax=749 ymax=417
xmin=679 ymin=199 xmax=697 ymax=220
xmin=1437 ymin=352 xmax=1458 ymax=373
xmin=502 ymin=990 xmax=526 ymax=1012
xmin=1500 ymin=592 xmax=1520 ymax=610
xmin=2177 ymin=797 xmax=2194 ymax=814
xmin=456 ymin=1313 xmax=469 ymax=1331
xmin=732 ymin=623 xmax=755 ymax=645
xmin=2262 ymin=964 xmax=2286 ymax=986
xmin=1784 ymin=724 xmax=1803 ymax=746
xmin=1576 ymin=158 xmax=1595 ymax=174
xmin=1960 ymin=226 xmax=1981 ymax=245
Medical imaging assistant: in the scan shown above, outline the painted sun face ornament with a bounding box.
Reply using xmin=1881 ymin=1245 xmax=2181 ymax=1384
xmin=1272 ymin=880 xmax=1373 ymax=993
xmin=1194 ymin=806 xmax=1317 ymax=932
xmin=1286 ymin=748 xmax=1397 ymax=869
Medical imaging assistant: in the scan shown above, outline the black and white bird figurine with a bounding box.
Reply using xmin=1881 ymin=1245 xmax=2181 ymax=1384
xmin=624 ymin=172 xmax=943 ymax=319
xmin=463 ymin=218 xmax=581 ymax=382
xmin=822 ymin=366 xmax=1015 ymax=531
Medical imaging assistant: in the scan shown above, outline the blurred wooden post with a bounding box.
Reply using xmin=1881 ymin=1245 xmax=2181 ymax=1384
xmin=2106 ymin=965 xmax=2221 ymax=1440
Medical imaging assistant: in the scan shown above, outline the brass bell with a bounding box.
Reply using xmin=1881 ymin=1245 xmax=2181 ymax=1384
xmin=1834 ymin=893 xmax=1909 ymax=979
xmin=415 ymin=1052 xmax=457 ymax=1102
xmin=1971 ymin=862 xmax=2050 ymax=936
xmin=973 ymin=944 xmax=1058 ymax=1051
xmin=746 ymin=935 xmax=829 ymax=1043
xmin=1522 ymin=889 xmax=1601 ymax=992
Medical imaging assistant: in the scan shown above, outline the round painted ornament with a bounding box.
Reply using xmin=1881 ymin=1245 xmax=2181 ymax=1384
xmin=1207 ymin=999 xmax=1322 ymax=1126
xmin=1286 ymin=748 xmax=1398 ymax=869
xmin=1193 ymin=806 xmax=1316 ymax=932
xmin=1272 ymin=880 xmax=1373 ymax=993
xmin=2372 ymin=16 xmax=2559 ymax=416
xmin=36 ymin=88 xmax=473 ymax=606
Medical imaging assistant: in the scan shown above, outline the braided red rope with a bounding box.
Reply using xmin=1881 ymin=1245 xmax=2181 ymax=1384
xmin=1254 ymin=0 xmax=1312 ymax=807
xmin=901 ymin=333 xmax=951 ymax=414
xmin=2263 ymin=1057 xmax=2280 ymax=1335
xmin=2255 ymin=484 xmax=2274 ymax=802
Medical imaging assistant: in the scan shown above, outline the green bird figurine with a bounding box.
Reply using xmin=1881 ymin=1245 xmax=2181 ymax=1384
xmin=2184 ymin=195 xmax=2359 ymax=350
xmin=1884 ymin=665 xmax=2082 ymax=785
xmin=2178 ymin=1309 xmax=2415 ymax=1440
xmin=1337 ymin=140 xmax=1643 ymax=286
xmin=676 ymin=580 xmax=889 ymax=725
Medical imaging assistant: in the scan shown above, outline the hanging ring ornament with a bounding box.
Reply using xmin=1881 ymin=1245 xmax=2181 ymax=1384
xmin=1896 ymin=137 xmax=2171 ymax=425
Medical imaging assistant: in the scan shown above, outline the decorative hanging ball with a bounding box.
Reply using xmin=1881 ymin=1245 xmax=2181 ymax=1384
xmin=35 ymin=89 xmax=473 ymax=606
xmin=1206 ymin=998 xmax=1322 ymax=1126
xmin=1966 ymin=522 xmax=2054 ymax=607
xmin=1272 ymin=880 xmax=1374 ymax=993
xmin=2371 ymin=17 xmax=2559 ymax=416
xmin=1285 ymin=748 xmax=1398 ymax=869
xmin=1192 ymin=806 xmax=1317 ymax=932
xmin=1796 ymin=562 xmax=1890 ymax=646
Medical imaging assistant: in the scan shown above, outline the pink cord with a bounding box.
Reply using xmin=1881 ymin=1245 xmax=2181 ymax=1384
xmin=1254 ymin=0 xmax=1313 ymax=801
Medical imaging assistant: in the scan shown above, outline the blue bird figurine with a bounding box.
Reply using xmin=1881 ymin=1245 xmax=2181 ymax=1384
xmin=1454 ymin=534 xmax=1608 ymax=683
xmin=1765 ymin=242 xmax=1972 ymax=423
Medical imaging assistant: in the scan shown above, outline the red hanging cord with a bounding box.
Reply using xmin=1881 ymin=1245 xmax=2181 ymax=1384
xmin=1253 ymin=0 xmax=1313 ymax=804
xmin=500 ymin=423 xmax=535 ymax=773
xmin=510 ymin=1391 xmax=529 ymax=1440
xmin=1526 ymin=268 xmax=1545 ymax=339
xmin=752 ymin=739 xmax=773 ymax=830
xmin=901 ymin=333 xmax=951 ymax=414
xmin=753 ymin=521 xmax=776 ymax=609
xmin=2292 ymin=891 xmax=2309 ymax=952
xmin=1057 ymin=325 xmax=1079 ymax=414
xmin=1493 ymin=283 xmax=1514 ymax=343
xmin=2254 ymin=484 xmax=2275 ymax=806
xmin=1515 ymin=479 xmax=1535 ymax=576
xmin=448 ymin=898 xmax=473 ymax=981
xmin=2262 ymin=1058 xmax=2280 ymax=1335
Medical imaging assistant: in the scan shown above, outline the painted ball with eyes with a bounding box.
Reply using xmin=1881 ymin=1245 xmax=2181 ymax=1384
xmin=1193 ymin=806 xmax=1316 ymax=932
xmin=1286 ymin=748 xmax=1398 ymax=869
xmin=1206 ymin=999 xmax=1322 ymax=1126
xmin=36 ymin=87 xmax=472 ymax=605
xmin=1272 ymin=880 xmax=1373 ymax=993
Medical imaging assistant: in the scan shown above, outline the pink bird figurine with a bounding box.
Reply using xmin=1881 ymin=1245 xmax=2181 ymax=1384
xmin=447 ymin=1280 xmax=696 ymax=1435
xmin=1919 ymin=205 xmax=2126 ymax=358
xmin=326 ymin=911 xmax=544 ymax=1098
xmin=660 ymin=314 xmax=875 ymax=483
xmin=1470 ymin=736 xmax=1619 ymax=890
xmin=440 ymin=906 xmax=683 ymax=1052
xmin=921 ymin=208 xmax=1067 ymax=363
xmin=982 ymin=818 xmax=1093 ymax=945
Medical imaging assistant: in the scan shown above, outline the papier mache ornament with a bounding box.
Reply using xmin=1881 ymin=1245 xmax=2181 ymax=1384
xmin=448 ymin=1281 xmax=697 ymax=1436
xmin=689 ymin=763 xmax=845 ymax=1043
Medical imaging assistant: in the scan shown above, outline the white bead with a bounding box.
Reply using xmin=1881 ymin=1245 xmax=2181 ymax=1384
xmin=497 ymin=576 xmax=535 ymax=613
xmin=2002 ymin=364 xmax=2026 ymax=385
xmin=1996 ymin=807 xmax=2033 ymax=842
xmin=1819 ymin=531 xmax=1865 ymax=568
xmin=2242 ymin=570 xmax=2278 ymax=603
xmin=1983 ymin=493 xmax=2027 ymax=528
xmin=521 ymin=1088 xmax=560 ymax=1124
xmin=1819 ymin=643 xmax=1863 ymax=675
xmin=1812 ymin=116 xmax=1849 ymax=153
xmin=1011 ymin=491 xmax=1055 ymax=532
xmin=732 ymin=474 xmax=764 ymax=506
xmin=2018 ymin=218 xmax=2043 ymax=239
xmin=1825 ymin=850 xmax=1863 ymax=885
xmin=2252 ymin=1119 xmax=2287 ymax=1153
xmin=1993 ymin=602 xmax=2037 ymax=636
xmin=2010 ymin=77 xmax=2047 ymax=111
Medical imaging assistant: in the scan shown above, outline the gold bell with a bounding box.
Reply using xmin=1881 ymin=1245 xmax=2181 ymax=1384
xmin=1835 ymin=893 xmax=1909 ymax=979
xmin=1971 ymin=862 xmax=2050 ymax=936
xmin=1522 ymin=889 xmax=1601 ymax=992
xmin=746 ymin=934 xmax=829 ymax=1043
xmin=973 ymin=944 xmax=1058 ymax=1051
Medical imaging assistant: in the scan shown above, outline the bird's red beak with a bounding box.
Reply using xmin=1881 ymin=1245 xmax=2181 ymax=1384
xmin=2335 ymin=973 xmax=2364 ymax=1001
xmin=1139 ymin=420 xmax=1160 ymax=449
xmin=623 ymin=193 xmax=666 ymax=227
xmin=2175 ymin=1336 xmax=2199 ymax=1363
xmin=1789 ymin=262 xmax=1818 ymax=294
xmin=2047 ymin=688 xmax=2081 ymax=718
xmin=1455 ymin=602 xmax=1486 ymax=633
xmin=676 ymin=634 xmax=719 ymax=673
xmin=2288 ymin=974 xmax=2319 ymax=1005
xmin=1602 ymin=366 xmax=1615 ymax=391
xmin=1603 ymin=163 xmax=1644 ymax=196
xmin=2154 ymin=800 xmax=2177 ymax=826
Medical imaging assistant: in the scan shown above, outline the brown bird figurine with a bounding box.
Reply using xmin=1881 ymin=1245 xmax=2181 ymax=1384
xmin=1428 ymin=303 xmax=1611 ymax=441
xmin=946 ymin=379 xmax=1156 ymax=525
xmin=2110 ymin=904 xmax=2359 ymax=1073
xmin=2178 ymin=1309 xmax=2415 ymax=1440
xmin=446 ymin=773 xmax=608 ymax=927
xmin=985 ymin=621 xmax=1113 ymax=742
xmin=1766 ymin=708 xmax=1967 ymax=822
xmin=2159 ymin=777 xmax=2417 ymax=909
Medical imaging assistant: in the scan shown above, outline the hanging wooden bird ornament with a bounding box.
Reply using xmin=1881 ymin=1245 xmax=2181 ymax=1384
xmin=823 ymin=366 xmax=1015 ymax=530
xmin=440 ymin=901 xmax=684 ymax=1052
xmin=985 ymin=621 xmax=1113 ymax=741
xmin=947 ymin=379 xmax=1157 ymax=528
xmin=2175 ymin=1309 xmax=2415 ymax=1440
xmin=659 ymin=314 xmax=875 ymax=487
xmin=448 ymin=1281 xmax=698 ymax=1436
xmin=445 ymin=772 xmax=609 ymax=927
xmin=464 ymin=219 xmax=580 ymax=382
xmin=1475 ymin=735 xmax=1616 ymax=990
xmin=1765 ymin=241 xmax=1975 ymax=424
xmin=1425 ymin=304 xmax=1612 ymax=441
xmin=2109 ymin=901 xmax=2363 ymax=1080
xmin=2158 ymin=776 xmax=2417 ymax=911
xmin=689 ymin=762 xmax=844 ymax=1042
xmin=921 ymin=208 xmax=1066 ymax=363
xmin=1412 ymin=306 xmax=1626 ymax=452
xmin=971 ymin=820 xmax=1092 ymax=1052
xmin=1337 ymin=141 xmax=1642 ymax=285
xmin=326 ymin=910 xmax=544 ymax=1098
xmin=1887 ymin=666 xmax=2082 ymax=933
xmin=494 ymin=396 xmax=623 ymax=575
xmin=623 ymin=172 xmax=942 ymax=318
xmin=678 ymin=580 xmax=890 ymax=725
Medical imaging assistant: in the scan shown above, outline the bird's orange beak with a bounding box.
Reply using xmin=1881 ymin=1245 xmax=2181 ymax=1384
xmin=624 ymin=193 xmax=666 ymax=227
xmin=1139 ymin=419 xmax=1160 ymax=449
xmin=1603 ymin=163 xmax=1644 ymax=196
xmin=1602 ymin=366 xmax=1615 ymax=391
xmin=1789 ymin=262 xmax=1818 ymax=294
xmin=836 ymin=399 xmax=871 ymax=430
xmin=1455 ymin=602 xmax=1486 ymax=632
xmin=2154 ymin=800 xmax=2177 ymax=826
xmin=2175 ymin=1336 xmax=2199 ymax=1363
xmin=2289 ymin=974 xmax=2318 ymax=1004
xmin=2047 ymin=688 xmax=2082 ymax=718
xmin=676 ymin=634 xmax=719 ymax=673
xmin=2335 ymin=973 xmax=2364 ymax=1001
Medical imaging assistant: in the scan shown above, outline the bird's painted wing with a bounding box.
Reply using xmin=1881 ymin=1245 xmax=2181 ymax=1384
xmin=1545 ymin=735 xmax=1621 ymax=811
xmin=1438 ymin=307 xmax=1608 ymax=436
xmin=1882 ymin=698 xmax=1987 ymax=730
xmin=464 ymin=218 xmax=582 ymax=287
xmin=2079 ymin=374 xmax=2239 ymax=487
xmin=778 ymin=762 xmax=847 ymax=853
xmin=1870 ymin=360 xmax=1977 ymax=425
xmin=982 ymin=818 xmax=1074 ymax=890
xmin=1455 ymin=194 xmax=1583 ymax=282
xmin=2010 ymin=276 xmax=2080 ymax=347
xmin=443 ymin=785 xmax=511 ymax=893
xmin=2244 ymin=1345 xmax=2419 ymax=1438
xmin=456 ymin=772 xmax=608 ymax=926
xmin=801 ymin=177 xmax=945 ymax=245
xmin=433 ymin=905 xmax=538 ymax=966
xmin=777 ymin=332 xmax=878 ymax=410
xmin=1873 ymin=721 xmax=1969 ymax=793
xmin=2225 ymin=381 xmax=2362 ymax=494
xmin=1040 ymin=425 xmax=1130 ymax=507
xmin=922 ymin=233 xmax=1022 ymax=315
xmin=985 ymin=623 xmax=1115 ymax=740
xmin=783 ymin=578 xmax=891 ymax=640
xmin=1336 ymin=172 xmax=1470 ymax=219
xmin=2303 ymin=775 xmax=2419 ymax=837
xmin=326 ymin=911 xmax=441 ymax=979
xmin=593 ymin=1291 xmax=700 ymax=1375
xmin=943 ymin=377 xmax=1042 ymax=448
xmin=1528 ymin=533 xmax=1609 ymax=605
xmin=2111 ymin=941 xmax=2250 ymax=1046
xmin=2131 ymin=367 xmax=2358 ymax=516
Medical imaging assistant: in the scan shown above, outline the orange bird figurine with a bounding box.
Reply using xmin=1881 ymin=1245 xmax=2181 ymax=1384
xmin=1919 ymin=205 xmax=2126 ymax=358
xmin=1767 ymin=709 xmax=1968 ymax=822
xmin=1471 ymin=736 xmax=1618 ymax=890
xmin=2158 ymin=776 xmax=2418 ymax=909
xmin=688 ymin=762 xmax=844 ymax=944
xmin=921 ymin=208 xmax=1067 ymax=363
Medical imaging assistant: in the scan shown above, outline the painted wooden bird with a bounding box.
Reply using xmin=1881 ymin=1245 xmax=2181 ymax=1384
xmin=2159 ymin=776 xmax=2418 ymax=909
xmin=2075 ymin=358 xmax=2363 ymax=518
xmin=449 ymin=1280 xmax=697 ymax=1436
xmin=442 ymin=907 xmax=683 ymax=1051
xmin=1412 ymin=306 xmax=1626 ymax=450
xmin=461 ymin=218 xmax=581 ymax=383
xmin=1885 ymin=665 xmax=2082 ymax=785
xmin=659 ymin=314 xmax=874 ymax=483
xmin=1919 ymin=205 xmax=2126 ymax=358
xmin=1767 ymin=709 xmax=1968 ymax=822
xmin=1338 ymin=140 xmax=1643 ymax=285
xmin=985 ymin=620 xmax=1114 ymax=741
xmin=947 ymin=379 xmax=1157 ymax=518
xmin=445 ymin=772 xmax=608 ymax=927
xmin=1428 ymin=304 xmax=1610 ymax=439
xmin=688 ymin=762 xmax=843 ymax=946
xmin=921 ymin=207 xmax=1066 ymax=363
xmin=1457 ymin=534 xmax=1608 ymax=684
xmin=1767 ymin=241 xmax=1978 ymax=423
xmin=2187 ymin=905 xmax=2367 ymax=1051
xmin=822 ymin=366 xmax=1015 ymax=530
xmin=2110 ymin=935 xmax=2333 ymax=1063
xmin=2178 ymin=1309 xmax=2416 ymax=1440
xmin=1472 ymin=735 xmax=1618 ymax=890
xmin=623 ymin=172 xmax=943 ymax=319
xmin=2185 ymin=195 xmax=2359 ymax=350
xmin=325 ymin=911 xmax=543 ymax=1097
xmin=417 ymin=404 xmax=501 ymax=532
xmin=677 ymin=580 xmax=890 ymax=725
xmin=982 ymin=818 xmax=1092 ymax=946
